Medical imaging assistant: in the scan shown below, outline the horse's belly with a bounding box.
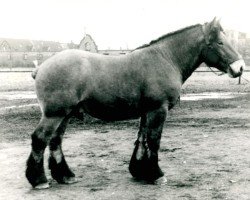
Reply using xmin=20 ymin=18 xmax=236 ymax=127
xmin=80 ymin=98 xmax=140 ymax=121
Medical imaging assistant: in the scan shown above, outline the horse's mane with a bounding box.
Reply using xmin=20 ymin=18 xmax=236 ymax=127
xmin=134 ymin=24 xmax=201 ymax=51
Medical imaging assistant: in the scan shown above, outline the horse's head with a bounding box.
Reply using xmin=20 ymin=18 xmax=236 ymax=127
xmin=202 ymin=18 xmax=245 ymax=77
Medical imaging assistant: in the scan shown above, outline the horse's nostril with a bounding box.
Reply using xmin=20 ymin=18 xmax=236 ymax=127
xmin=240 ymin=66 xmax=243 ymax=72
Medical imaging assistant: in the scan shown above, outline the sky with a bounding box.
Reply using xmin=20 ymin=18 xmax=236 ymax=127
xmin=0 ymin=0 xmax=250 ymax=49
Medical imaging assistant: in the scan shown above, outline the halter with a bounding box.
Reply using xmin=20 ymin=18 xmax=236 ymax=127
xmin=201 ymin=24 xmax=227 ymax=76
xmin=201 ymin=25 xmax=250 ymax=82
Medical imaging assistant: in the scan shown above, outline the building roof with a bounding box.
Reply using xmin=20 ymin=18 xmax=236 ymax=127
xmin=0 ymin=38 xmax=76 ymax=52
xmin=78 ymin=34 xmax=98 ymax=52
xmin=0 ymin=38 xmax=33 ymax=51
xmin=30 ymin=40 xmax=63 ymax=52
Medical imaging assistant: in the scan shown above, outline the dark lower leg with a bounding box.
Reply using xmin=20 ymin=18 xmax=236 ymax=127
xmin=129 ymin=107 xmax=166 ymax=182
xmin=26 ymin=133 xmax=47 ymax=187
xmin=26 ymin=117 xmax=62 ymax=188
xmin=49 ymin=118 xmax=75 ymax=184
xmin=49 ymin=138 xmax=75 ymax=183
xmin=129 ymin=138 xmax=164 ymax=181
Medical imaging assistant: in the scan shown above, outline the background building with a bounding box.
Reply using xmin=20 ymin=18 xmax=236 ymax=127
xmin=0 ymin=38 xmax=67 ymax=52
xmin=78 ymin=34 xmax=130 ymax=55
xmin=226 ymin=30 xmax=250 ymax=65
xmin=0 ymin=29 xmax=249 ymax=69
xmin=0 ymin=38 xmax=78 ymax=68
xmin=78 ymin=34 xmax=98 ymax=53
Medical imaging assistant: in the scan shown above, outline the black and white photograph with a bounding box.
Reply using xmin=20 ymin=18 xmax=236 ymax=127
xmin=0 ymin=0 xmax=249 ymax=199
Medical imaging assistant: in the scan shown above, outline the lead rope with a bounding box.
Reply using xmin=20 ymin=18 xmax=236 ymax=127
xmin=207 ymin=66 xmax=225 ymax=76
xmin=241 ymin=76 xmax=250 ymax=83
xmin=240 ymin=75 xmax=250 ymax=92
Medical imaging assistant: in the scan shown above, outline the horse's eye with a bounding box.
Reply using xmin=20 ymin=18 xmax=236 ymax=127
xmin=218 ymin=41 xmax=223 ymax=45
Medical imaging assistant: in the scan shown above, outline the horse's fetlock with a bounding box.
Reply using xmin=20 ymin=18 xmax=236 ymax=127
xmin=26 ymin=153 xmax=47 ymax=187
xmin=49 ymin=156 xmax=75 ymax=183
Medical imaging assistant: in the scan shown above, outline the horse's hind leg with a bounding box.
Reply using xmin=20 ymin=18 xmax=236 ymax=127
xmin=48 ymin=116 xmax=76 ymax=184
xmin=129 ymin=107 xmax=167 ymax=184
xmin=26 ymin=116 xmax=63 ymax=189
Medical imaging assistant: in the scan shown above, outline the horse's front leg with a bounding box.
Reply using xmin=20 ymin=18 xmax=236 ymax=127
xmin=129 ymin=106 xmax=167 ymax=184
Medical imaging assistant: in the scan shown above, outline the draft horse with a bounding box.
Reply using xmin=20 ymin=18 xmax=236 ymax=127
xmin=26 ymin=18 xmax=245 ymax=189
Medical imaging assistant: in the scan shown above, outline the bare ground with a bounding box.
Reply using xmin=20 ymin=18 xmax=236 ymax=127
xmin=0 ymin=71 xmax=250 ymax=199
xmin=0 ymin=92 xmax=249 ymax=200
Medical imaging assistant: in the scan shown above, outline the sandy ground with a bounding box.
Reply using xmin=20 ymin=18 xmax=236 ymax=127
xmin=0 ymin=71 xmax=250 ymax=199
xmin=0 ymin=90 xmax=249 ymax=200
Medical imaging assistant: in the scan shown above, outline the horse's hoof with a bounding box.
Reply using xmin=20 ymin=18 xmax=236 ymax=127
xmin=154 ymin=176 xmax=167 ymax=185
xmin=63 ymin=177 xmax=78 ymax=184
xmin=34 ymin=182 xmax=50 ymax=190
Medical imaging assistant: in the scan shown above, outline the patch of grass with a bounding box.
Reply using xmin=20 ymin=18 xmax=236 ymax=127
xmin=165 ymin=117 xmax=245 ymax=129
xmin=1 ymin=93 xmax=249 ymax=142
xmin=169 ymin=180 xmax=194 ymax=188
xmin=0 ymin=106 xmax=139 ymax=142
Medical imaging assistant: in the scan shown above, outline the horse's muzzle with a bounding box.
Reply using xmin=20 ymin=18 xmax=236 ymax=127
xmin=228 ymin=59 xmax=245 ymax=78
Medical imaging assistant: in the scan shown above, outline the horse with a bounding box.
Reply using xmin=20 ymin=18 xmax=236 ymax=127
xmin=26 ymin=18 xmax=245 ymax=189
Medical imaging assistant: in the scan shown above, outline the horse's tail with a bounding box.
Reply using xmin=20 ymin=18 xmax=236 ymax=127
xmin=31 ymin=60 xmax=39 ymax=79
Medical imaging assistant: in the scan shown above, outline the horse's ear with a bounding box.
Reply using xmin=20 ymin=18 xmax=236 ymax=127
xmin=209 ymin=17 xmax=222 ymax=30
xmin=206 ymin=17 xmax=221 ymax=41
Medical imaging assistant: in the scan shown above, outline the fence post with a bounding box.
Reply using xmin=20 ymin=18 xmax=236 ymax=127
xmin=9 ymin=51 xmax=13 ymax=71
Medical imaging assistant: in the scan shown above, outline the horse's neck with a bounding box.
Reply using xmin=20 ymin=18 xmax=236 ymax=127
xmin=154 ymin=26 xmax=204 ymax=83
